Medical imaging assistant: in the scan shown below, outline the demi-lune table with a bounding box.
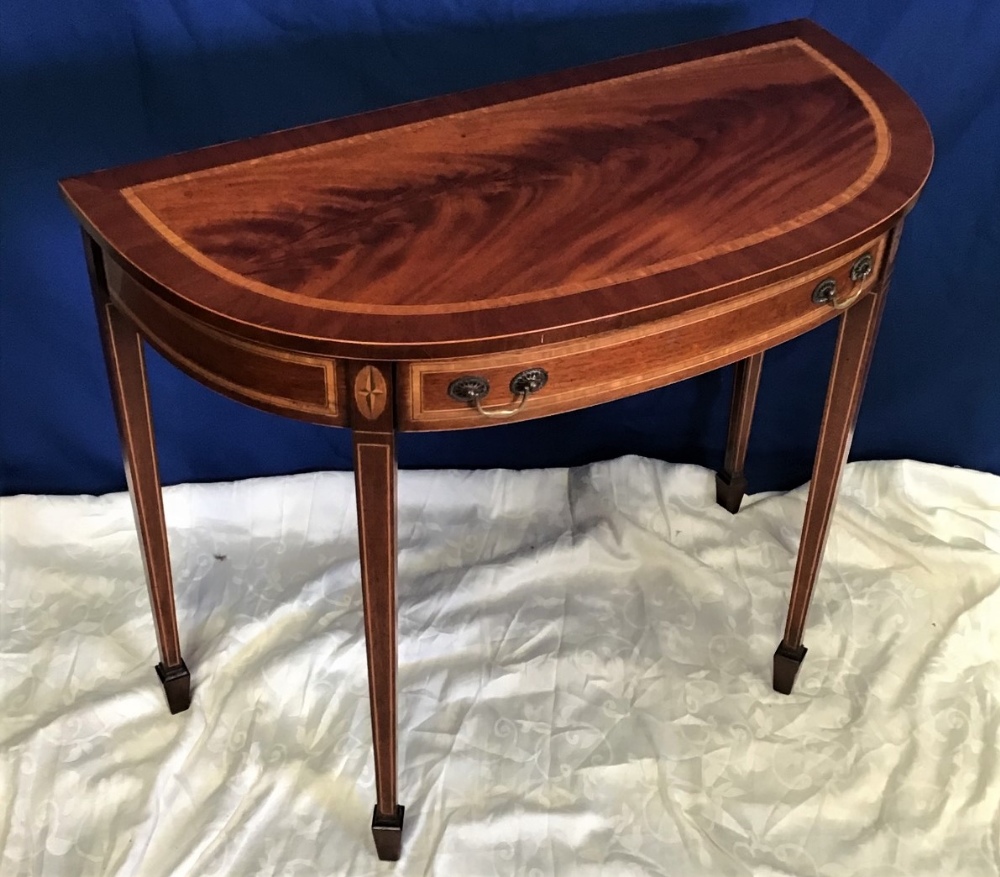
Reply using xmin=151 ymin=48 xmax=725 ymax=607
xmin=60 ymin=19 xmax=932 ymax=860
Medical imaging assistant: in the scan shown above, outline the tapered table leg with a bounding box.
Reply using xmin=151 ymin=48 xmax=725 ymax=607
xmin=716 ymin=352 xmax=764 ymax=513
xmin=774 ymin=227 xmax=901 ymax=694
xmin=348 ymin=362 xmax=405 ymax=861
xmin=83 ymin=234 xmax=190 ymax=713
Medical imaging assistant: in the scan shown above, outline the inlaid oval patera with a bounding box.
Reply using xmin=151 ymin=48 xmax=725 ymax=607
xmin=354 ymin=365 xmax=388 ymax=420
xmin=60 ymin=20 xmax=933 ymax=358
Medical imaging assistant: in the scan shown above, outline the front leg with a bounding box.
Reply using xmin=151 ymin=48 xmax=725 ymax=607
xmin=84 ymin=234 xmax=190 ymax=714
xmin=348 ymin=362 xmax=405 ymax=860
xmin=774 ymin=226 xmax=901 ymax=694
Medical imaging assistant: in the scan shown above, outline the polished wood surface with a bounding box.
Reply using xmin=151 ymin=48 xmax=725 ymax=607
xmin=774 ymin=221 xmax=901 ymax=694
xmin=60 ymin=20 xmax=932 ymax=359
xmin=107 ymin=258 xmax=345 ymax=425
xmin=716 ymin=352 xmax=765 ymax=513
xmin=397 ymin=235 xmax=885 ymax=429
xmin=347 ymin=361 xmax=403 ymax=854
xmin=84 ymin=234 xmax=190 ymax=714
xmin=124 ymin=43 xmax=875 ymax=308
xmin=61 ymin=20 xmax=933 ymax=861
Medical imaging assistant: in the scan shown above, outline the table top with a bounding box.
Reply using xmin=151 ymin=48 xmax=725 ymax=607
xmin=61 ymin=19 xmax=932 ymax=360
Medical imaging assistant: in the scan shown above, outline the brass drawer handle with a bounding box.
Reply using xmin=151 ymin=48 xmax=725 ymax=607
xmin=812 ymin=252 xmax=875 ymax=311
xmin=448 ymin=368 xmax=548 ymax=418
xmin=475 ymin=394 xmax=529 ymax=418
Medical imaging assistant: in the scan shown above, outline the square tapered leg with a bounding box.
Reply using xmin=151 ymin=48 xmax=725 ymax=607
xmin=87 ymin=235 xmax=190 ymax=717
xmin=350 ymin=362 xmax=406 ymax=862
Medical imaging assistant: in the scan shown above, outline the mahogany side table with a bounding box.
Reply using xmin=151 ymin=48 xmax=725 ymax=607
xmin=60 ymin=20 xmax=932 ymax=861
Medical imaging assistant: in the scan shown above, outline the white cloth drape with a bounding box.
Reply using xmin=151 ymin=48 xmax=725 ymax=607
xmin=2 ymin=458 xmax=998 ymax=875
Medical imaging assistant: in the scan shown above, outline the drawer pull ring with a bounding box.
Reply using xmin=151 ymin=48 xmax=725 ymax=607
xmin=812 ymin=253 xmax=874 ymax=312
xmin=811 ymin=277 xmax=839 ymax=306
xmin=447 ymin=375 xmax=490 ymax=403
xmin=448 ymin=368 xmax=548 ymax=418
xmin=850 ymin=252 xmax=874 ymax=283
xmin=509 ymin=368 xmax=548 ymax=396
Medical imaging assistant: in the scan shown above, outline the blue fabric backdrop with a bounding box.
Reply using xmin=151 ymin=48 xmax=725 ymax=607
xmin=2 ymin=1 xmax=998 ymax=497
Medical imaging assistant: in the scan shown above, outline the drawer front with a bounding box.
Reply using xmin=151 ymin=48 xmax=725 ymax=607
xmin=399 ymin=236 xmax=888 ymax=431
xmin=104 ymin=258 xmax=345 ymax=425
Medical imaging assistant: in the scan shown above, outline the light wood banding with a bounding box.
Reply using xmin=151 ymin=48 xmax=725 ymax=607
xmin=120 ymin=39 xmax=887 ymax=315
xmin=104 ymin=258 xmax=344 ymax=424
xmin=60 ymin=20 xmax=933 ymax=359
xmin=399 ymin=236 xmax=887 ymax=431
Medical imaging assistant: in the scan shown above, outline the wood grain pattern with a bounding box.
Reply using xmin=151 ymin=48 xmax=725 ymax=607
xmin=123 ymin=41 xmax=880 ymax=312
xmin=398 ymin=236 xmax=885 ymax=430
xmin=59 ymin=20 xmax=933 ymax=359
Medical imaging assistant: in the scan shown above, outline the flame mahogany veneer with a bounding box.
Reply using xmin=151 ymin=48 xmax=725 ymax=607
xmin=61 ymin=20 xmax=931 ymax=861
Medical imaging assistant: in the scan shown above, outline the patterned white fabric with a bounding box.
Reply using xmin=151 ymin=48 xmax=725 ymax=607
xmin=1 ymin=458 xmax=998 ymax=876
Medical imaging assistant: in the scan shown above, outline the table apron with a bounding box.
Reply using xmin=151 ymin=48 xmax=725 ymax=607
xmin=102 ymin=233 xmax=886 ymax=431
